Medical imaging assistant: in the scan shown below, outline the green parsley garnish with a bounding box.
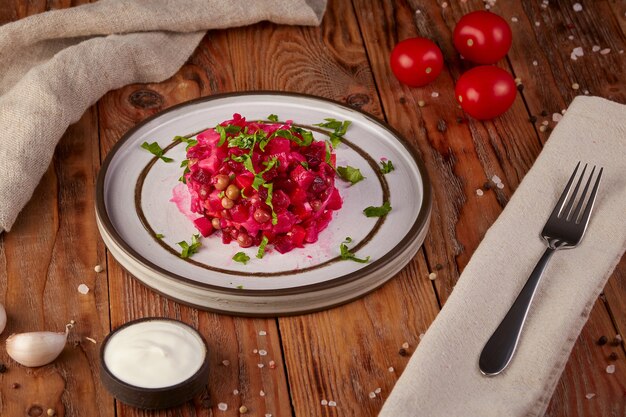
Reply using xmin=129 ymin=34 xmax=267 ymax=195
xmin=262 ymin=183 xmax=279 ymax=225
xmin=177 ymin=234 xmax=202 ymax=258
xmin=155 ymin=233 xmax=165 ymax=239
xmin=324 ymin=140 xmax=333 ymax=165
xmin=236 ymin=284 xmax=244 ymax=289
xmin=267 ymin=114 xmax=279 ymax=122
xmin=314 ymin=118 xmax=351 ymax=148
xmin=233 ymin=252 xmax=251 ymax=264
xmin=179 ymin=159 xmax=190 ymax=183
xmin=141 ymin=141 xmax=174 ymax=163
xmin=363 ymin=201 xmax=392 ymax=217
xmin=215 ymin=124 xmax=242 ymax=147
xmin=336 ymin=165 xmax=365 ymax=185
xmin=339 ymin=237 xmax=370 ymax=263
xmin=380 ymin=159 xmax=395 ymax=174
xmin=173 ymin=135 xmax=198 ymax=151
xmin=256 ymin=235 xmax=269 ymax=259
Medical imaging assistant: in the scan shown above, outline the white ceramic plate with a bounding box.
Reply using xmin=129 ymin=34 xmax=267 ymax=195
xmin=96 ymin=92 xmax=431 ymax=315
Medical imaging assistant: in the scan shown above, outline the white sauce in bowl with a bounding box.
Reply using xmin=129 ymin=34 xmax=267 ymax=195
xmin=103 ymin=320 xmax=206 ymax=389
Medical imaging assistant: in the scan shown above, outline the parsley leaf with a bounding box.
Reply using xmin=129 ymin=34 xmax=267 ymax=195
xmin=263 ymin=183 xmax=278 ymax=225
xmin=215 ymin=124 xmax=242 ymax=147
xmin=252 ymin=158 xmax=279 ymax=190
xmin=363 ymin=201 xmax=392 ymax=217
xmin=267 ymin=114 xmax=279 ymax=122
xmin=173 ymin=135 xmax=198 ymax=151
xmin=155 ymin=233 xmax=165 ymax=239
xmin=233 ymin=252 xmax=250 ymax=264
xmin=179 ymin=159 xmax=190 ymax=183
xmin=177 ymin=234 xmax=202 ymax=258
xmin=339 ymin=237 xmax=370 ymax=263
xmin=256 ymin=235 xmax=269 ymax=259
xmin=324 ymin=140 xmax=332 ymax=165
xmin=141 ymin=141 xmax=174 ymax=163
xmin=380 ymin=159 xmax=395 ymax=174
xmin=314 ymin=118 xmax=351 ymax=148
xmin=336 ymin=165 xmax=365 ymax=185
xmin=293 ymin=127 xmax=314 ymax=147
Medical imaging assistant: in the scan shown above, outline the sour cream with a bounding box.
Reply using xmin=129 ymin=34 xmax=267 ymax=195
xmin=103 ymin=319 xmax=206 ymax=389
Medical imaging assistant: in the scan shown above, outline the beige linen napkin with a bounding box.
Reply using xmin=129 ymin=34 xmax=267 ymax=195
xmin=0 ymin=0 xmax=326 ymax=233
xmin=379 ymin=96 xmax=626 ymax=417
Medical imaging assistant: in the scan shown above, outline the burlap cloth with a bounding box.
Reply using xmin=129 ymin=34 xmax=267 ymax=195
xmin=0 ymin=0 xmax=327 ymax=233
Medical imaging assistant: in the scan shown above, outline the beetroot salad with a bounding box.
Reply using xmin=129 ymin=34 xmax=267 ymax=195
xmin=181 ymin=114 xmax=344 ymax=256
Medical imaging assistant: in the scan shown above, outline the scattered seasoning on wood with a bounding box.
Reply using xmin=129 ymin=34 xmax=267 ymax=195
xmin=496 ymin=183 xmax=504 ymax=189
xmin=77 ymin=284 xmax=90 ymax=295
xmin=375 ymin=388 xmax=382 ymax=394
xmin=608 ymin=352 xmax=618 ymax=361
xmin=253 ymin=349 xmax=258 ymax=354
xmin=516 ymin=84 xmax=524 ymax=92
xmin=511 ymin=16 xmax=519 ymax=22
xmin=269 ymin=360 xmax=276 ymax=369
xmin=265 ymin=414 xmax=273 ymax=417
xmin=218 ymin=402 xmax=228 ymax=411
xmin=239 ymin=405 xmax=248 ymax=414
xmin=321 ymin=399 xmax=328 ymax=406
xmin=476 ymin=189 xmax=484 ymax=197
xmin=428 ymin=272 xmax=438 ymax=280
xmin=11 ymin=383 xmax=19 ymax=389
xmin=47 ymin=409 xmax=55 ymax=417
xmin=258 ymin=330 xmax=267 ymax=336
xmin=435 ymin=263 xmax=443 ymax=270
xmin=535 ymin=21 xmax=541 ymax=26
xmin=612 ymin=334 xmax=623 ymax=346
xmin=541 ymin=120 xmax=549 ymax=126
xmin=398 ymin=348 xmax=408 ymax=356
xmin=437 ymin=119 xmax=447 ymax=132
xmin=222 ymin=359 xmax=231 ymax=366
xmin=600 ymin=48 xmax=611 ymax=55
xmin=418 ymin=100 xmax=426 ymax=107
xmin=94 ymin=265 xmax=104 ymax=273
xmin=402 ymin=342 xmax=409 ymax=349
xmin=592 ymin=45 xmax=601 ymax=52
xmin=260 ymin=390 xmax=266 ymax=397
xmin=597 ymin=335 xmax=608 ymax=345
xmin=369 ymin=392 xmax=376 ymax=399
xmin=585 ymin=393 xmax=596 ymax=399
xmin=431 ymin=92 xmax=439 ymax=98
xmin=573 ymin=3 xmax=582 ymax=12
xmin=0 ymin=363 xmax=7 ymax=373
xmin=257 ymin=363 xmax=265 ymax=368
xmin=233 ymin=389 xmax=240 ymax=395
xmin=606 ymin=364 xmax=616 ymax=374
xmin=259 ymin=349 xmax=268 ymax=356
xmin=328 ymin=401 xmax=337 ymax=407
xmin=539 ymin=126 xmax=547 ymax=132
xmin=388 ymin=366 xmax=395 ymax=372
xmin=532 ymin=60 xmax=538 ymax=66
xmin=419 ymin=333 xmax=425 ymax=340
xmin=529 ymin=115 xmax=537 ymax=123
xmin=85 ymin=337 xmax=97 ymax=344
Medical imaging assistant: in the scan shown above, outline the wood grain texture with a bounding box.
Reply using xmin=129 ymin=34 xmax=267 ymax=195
xmin=0 ymin=106 xmax=112 ymax=417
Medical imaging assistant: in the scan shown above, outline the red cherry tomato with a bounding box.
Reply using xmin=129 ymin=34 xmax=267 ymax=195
xmin=455 ymin=66 xmax=516 ymax=120
xmin=453 ymin=11 xmax=512 ymax=64
xmin=390 ymin=37 xmax=444 ymax=87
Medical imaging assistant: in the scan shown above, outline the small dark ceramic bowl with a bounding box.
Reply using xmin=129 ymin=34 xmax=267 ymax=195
xmin=99 ymin=317 xmax=209 ymax=409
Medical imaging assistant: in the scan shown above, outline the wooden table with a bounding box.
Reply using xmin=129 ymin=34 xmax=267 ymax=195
xmin=1 ymin=1 xmax=625 ymax=416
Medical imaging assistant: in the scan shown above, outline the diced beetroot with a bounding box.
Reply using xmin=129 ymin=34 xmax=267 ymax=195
xmin=326 ymin=188 xmax=343 ymax=210
xmin=183 ymin=114 xmax=344 ymax=255
xmin=290 ymin=164 xmax=316 ymax=190
xmin=193 ymin=217 xmax=214 ymax=237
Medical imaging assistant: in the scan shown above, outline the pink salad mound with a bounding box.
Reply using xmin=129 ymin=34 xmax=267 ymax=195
xmin=182 ymin=114 xmax=343 ymax=255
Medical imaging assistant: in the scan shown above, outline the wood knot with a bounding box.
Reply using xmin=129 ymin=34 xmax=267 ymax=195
xmin=128 ymin=89 xmax=164 ymax=109
xmin=346 ymin=93 xmax=370 ymax=108
xmin=28 ymin=405 xmax=43 ymax=417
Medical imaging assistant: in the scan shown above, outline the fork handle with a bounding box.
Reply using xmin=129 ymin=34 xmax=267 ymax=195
xmin=479 ymin=247 xmax=556 ymax=375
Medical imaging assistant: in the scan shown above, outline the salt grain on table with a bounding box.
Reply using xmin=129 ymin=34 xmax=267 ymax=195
xmin=511 ymin=17 xmax=518 ymax=22
xmin=592 ymin=45 xmax=601 ymax=52
xmin=573 ymin=3 xmax=582 ymax=12
xmin=260 ymin=390 xmax=266 ymax=396
xmin=217 ymin=403 xmax=228 ymax=411
xmin=259 ymin=349 xmax=268 ymax=356
xmin=552 ymin=113 xmax=563 ymax=122
xmin=431 ymin=92 xmax=439 ymax=98
xmin=402 ymin=342 xmax=409 ymax=349
xmin=94 ymin=265 xmax=103 ymax=273
xmin=369 ymin=392 xmax=376 ymax=399
xmin=375 ymin=388 xmax=382 ymax=394
xmin=476 ymin=189 xmax=484 ymax=196
xmin=78 ymin=284 xmax=90 ymax=295
xmin=328 ymin=401 xmax=337 ymax=407
xmin=600 ymin=48 xmax=611 ymax=55
xmin=606 ymin=364 xmax=616 ymax=374
xmin=585 ymin=393 xmax=596 ymax=399
xmin=258 ymin=363 xmax=264 ymax=368
xmin=321 ymin=399 xmax=328 ymax=406
xmin=258 ymin=330 xmax=267 ymax=336
xmin=222 ymin=359 xmax=230 ymax=366
xmin=388 ymin=366 xmax=395 ymax=372
xmin=532 ymin=60 xmax=538 ymax=66
xmin=535 ymin=21 xmax=541 ymax=26
xmin=496 ymin=183 xmax=505 ymax=189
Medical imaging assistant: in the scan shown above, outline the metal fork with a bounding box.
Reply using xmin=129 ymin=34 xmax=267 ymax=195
xmin=479 ymin=162 xmax=603 ymax=376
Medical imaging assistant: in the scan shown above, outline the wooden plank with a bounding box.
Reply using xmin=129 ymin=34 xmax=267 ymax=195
xmin=221 ymin=2 xmax=441 ymax=417
xmin=0 ymin=106 xmax=113 ymax=417
xmin=97 ymin=31 xmax=292 ymax=416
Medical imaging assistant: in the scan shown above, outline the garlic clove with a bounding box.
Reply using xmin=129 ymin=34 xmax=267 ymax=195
xmin=6 ymin=323 xmax=73 ymax=367
xmin=0 ymin=303 xmax=6 ymax=335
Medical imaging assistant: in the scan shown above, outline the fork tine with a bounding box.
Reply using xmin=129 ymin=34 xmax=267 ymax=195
xmin=571 ymin=165 xmax=596 ymax=222
xmin=549 ymin=161 xmax=580 ymax=220
xmin=562 ymin=163 xmax=587 ymax=220
xmin=577 ymin=167 xmax=603 ymax=226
